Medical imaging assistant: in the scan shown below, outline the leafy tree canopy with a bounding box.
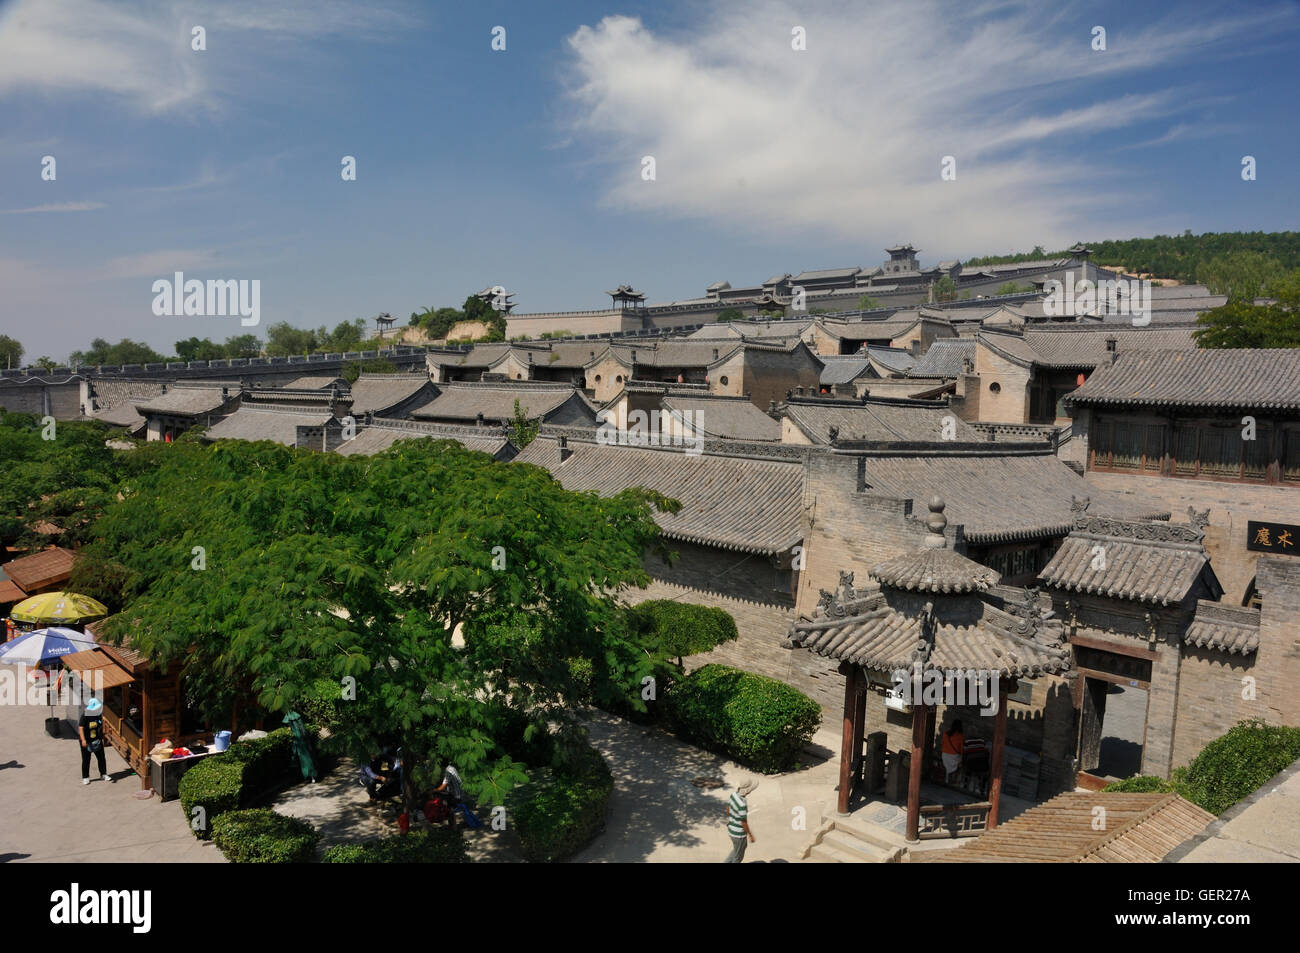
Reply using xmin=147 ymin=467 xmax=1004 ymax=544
xmin=1194 ymin=270 xmax=1300 ymax=348
xmin=80 ymin=437 xmax=676 ymax=807
xmin=0 ymin=335 xmax=24 ymax=368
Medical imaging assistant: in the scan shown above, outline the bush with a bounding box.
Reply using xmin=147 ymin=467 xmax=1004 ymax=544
xmin=178 ymin=758 xmax=243 ymax=840
xmin=177 ymin=727 xmax=308 ymax=839
xmin=666 ymin=664 xmax=820 ymax=773
xmin=509 ymin=743 xmax=613 ymax=862
xmin=1102 ymin=775 xmax=1177 ymax=794
xmin=1176 ymin=719 xmax=1300 ymax=815
xmin=211 ymin=808 xmax=319 ymax=863
xmin=625 ymin=600 xmax=738 ymax=665
xmin=321 ymin=828 xmax=468 ymax=863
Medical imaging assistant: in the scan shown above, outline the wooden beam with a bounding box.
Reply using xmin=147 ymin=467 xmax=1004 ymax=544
xmin=988 ymin=683 xmax=1009 ymax=829
xmin=852 ymin=681 xmax=868 ymax=785
xmin=906 ymin=702 xmax=928 ymax=842
xmin=837 ymin=665 xmax=858 ymax=815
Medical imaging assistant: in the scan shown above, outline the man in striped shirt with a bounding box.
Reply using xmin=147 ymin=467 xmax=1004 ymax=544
xmin=724 ymin=779 xmax=758 ymax=862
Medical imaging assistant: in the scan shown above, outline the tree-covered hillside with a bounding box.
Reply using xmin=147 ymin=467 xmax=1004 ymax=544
xmin=965 ymin=231 xmax=1300 ymax=283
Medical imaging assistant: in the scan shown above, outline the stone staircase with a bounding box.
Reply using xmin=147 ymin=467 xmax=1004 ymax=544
xmin=801 ymin=814 xmax=908 ymax=863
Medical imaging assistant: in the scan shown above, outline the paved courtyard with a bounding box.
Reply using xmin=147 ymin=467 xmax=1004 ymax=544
xmin=0 ymin=664 xmax=224 ymax=863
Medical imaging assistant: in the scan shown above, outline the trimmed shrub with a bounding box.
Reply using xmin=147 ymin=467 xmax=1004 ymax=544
xmin=178 ymin=758 xmax=243 ymax=840
xmin=211 ymin=808 xmax=319 ymax=863
xmin=321 ymin=828 xmax=468 ymax=863
xmin=177 ymin=727 xmax=309 ymax=839
xmin=666 ymin=664 xmax=820 ymax=773
xmin=1102 ymin=775 xmax=1177 ymax=794
xmin=1176 ymin=719 xmax=1300 ymax=815
xmin=509 ymin=743 xmax=613 ymax=862
xmin=625 ymin=600 xmax=738 ymax=664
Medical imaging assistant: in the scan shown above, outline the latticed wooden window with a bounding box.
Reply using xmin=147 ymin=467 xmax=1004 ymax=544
xmin=1112 ymin=422 xmax=1142 ymax=469
xmin=1090 ymin=419 xmax=1113 ymax=469
xmin=1173 ymin=425 xmax=1198 ymax=476
xmin=1199 ymin=426 xmax=1242 ymax=478
xmin=1242 ymin=423 xmax=1272 ymax=481
xmin=1282 ymin=429 xmax=1300 ymax=483
xmin=1141 ymin=424 xmax=1166 ymax=472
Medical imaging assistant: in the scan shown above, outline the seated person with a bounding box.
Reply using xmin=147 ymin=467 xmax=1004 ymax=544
xmin=940 ymin=719 xmax=964 ymax=784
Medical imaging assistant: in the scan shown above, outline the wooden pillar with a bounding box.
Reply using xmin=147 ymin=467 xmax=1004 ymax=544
xmin=987 ymin=680 xmax=1009 ymax=829
xmin=852 ymin=680 xmax=868 ymax=785
xmin=837 ymin=665 xmax=858 ymax=815
xmin=905 ymin=702 xmax=928 ymax=842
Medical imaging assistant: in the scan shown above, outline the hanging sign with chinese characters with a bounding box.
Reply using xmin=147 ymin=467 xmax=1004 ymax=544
xmin=1247 ymin=521 xmax=1300 ymax=555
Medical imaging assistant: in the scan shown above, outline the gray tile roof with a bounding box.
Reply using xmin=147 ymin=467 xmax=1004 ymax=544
xmin=782 ymin=397 xmax=976 ymax=445
xmin=871 ymin=546 xmax=1000 ymax=594
xmin=282 ymin=375 xmax=346 ymax=390
xmin=513 ymin=436 xmax=804 ymax=555
xmin=1038 ymin=515 xmax=1220 ymax=605
xmin=441 ymin=343 xmax=512 ymax=369
xmin=980 ymin=326 xmax=1198 ymax=370
xmin=1066 ymin=348 xmax=1300 ymax=411
xmin=818 ymin=356 xmax=876 ymax=386
xmin=785 ymin=583 xmax=1071 ymax=679
xmin=864 ymin=346 xmax=917 ymax=374
xmin=858 ymin=452 xmax=1168 ymax=544
xmin=1185 ymin=600 xmax=1260 ymax=655
xmin=410 ymin=382 xmax=586 ymax=423
xmin=907 ymin=339 xmax=976 ymax=378
xmin=660 ymin=395 xmax=781 ymax=442
xmin=205 ymin=408 xmax=333 ymax=446
xmin=133 ymin=384 xmax=228 ymax=416
xmin=817 ymin=317 xmax=921 ymax=341
xmin=92 ymin=403 xmax=146 ymax=430
xmin=792 ymin=267 xmax=861 ymax=281
xmin=334 ymin=420 xmax=511 ymax=458
xmin=346 ymin=375 xmax=433 ymax=415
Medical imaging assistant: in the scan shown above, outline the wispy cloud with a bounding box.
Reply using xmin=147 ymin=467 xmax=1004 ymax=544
xmin=560 ymin=0 xmax=1296 ymax=250
xmin=0 ymin=0 xmax=421 ymax=115
xmin=0 ymin=201 xmax=106 ymax=214
xmin=98 ymin=248 xmax=220 ymax=279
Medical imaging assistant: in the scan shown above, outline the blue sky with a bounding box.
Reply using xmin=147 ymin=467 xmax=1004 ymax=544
xmin=0 ymin=0 xmax=1297 ymax=361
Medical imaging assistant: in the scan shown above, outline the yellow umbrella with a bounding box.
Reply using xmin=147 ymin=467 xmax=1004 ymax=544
xmin=10 ymin=591 xmax=108 ymax=625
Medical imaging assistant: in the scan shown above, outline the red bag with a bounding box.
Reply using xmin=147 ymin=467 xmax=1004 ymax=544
xmin=424 ymin=796 xmax=449 ymax=823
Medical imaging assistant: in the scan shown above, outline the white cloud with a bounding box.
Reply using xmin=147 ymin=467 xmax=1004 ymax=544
xmin=0 ymin=0 xmax=419 ymax=115
xmin=99 ymin=248 xmax=219 ymax=279
xmin=0 ymin=201 xmax=106 ymax=214
xmin=560 ymin=1 xmax=1292 ymax=252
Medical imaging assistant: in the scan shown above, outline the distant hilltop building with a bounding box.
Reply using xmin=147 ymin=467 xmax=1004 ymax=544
xmin=504 ymin=245 xmax=1120 ymax=340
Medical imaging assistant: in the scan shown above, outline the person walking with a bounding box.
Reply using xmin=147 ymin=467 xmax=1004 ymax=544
xmin=78 ymin=698 xmax=113 ymax=784
xmin=724 ymin=779 xmax=757 ymax=862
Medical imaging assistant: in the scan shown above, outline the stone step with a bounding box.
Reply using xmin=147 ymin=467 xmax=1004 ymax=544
xmin=809 ymin=843 xmax=858 ymax=863
xmin=832 ymin=815 xmax=909 ymax=852
xmin=821 ymin=829 xmax=897 ymax=862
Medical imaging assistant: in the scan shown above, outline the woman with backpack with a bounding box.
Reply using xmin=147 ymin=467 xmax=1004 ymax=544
xmin=78 ymin=698 xmax=114 ymax=785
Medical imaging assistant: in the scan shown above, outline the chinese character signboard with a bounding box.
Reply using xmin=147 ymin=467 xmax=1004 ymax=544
xmin=1247 ymin=520 xmax=1299 ymax=555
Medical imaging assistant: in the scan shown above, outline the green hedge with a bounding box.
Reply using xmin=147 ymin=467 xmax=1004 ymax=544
xmin=211 ymin=808 xmax=319 ymax=863
xmin=321 ymin=828 xmax=468 ymax=863
xmin=625 ymin=600 xmax=738 ymax=662
xmin=178 ymin=727 xmax=305 ymax=839
xmin=1101 ymin=775 xmax=1177 ymax=794
xmin=666 ymin=664 xmax=820 ymax=773
xmin=178 ymin=759 xmax=243 ymax=839
xmin=1176 ymin=719 xmax=1300 ymax=815
xmin=508 ymin=743 xmax=613 ymax=862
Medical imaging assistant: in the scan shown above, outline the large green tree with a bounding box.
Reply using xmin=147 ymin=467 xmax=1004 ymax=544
xmin=82 ymin=437 xmax=675 ymax=809
xmin=1194 ymin=270 xmax=1300 ymax=348
xmin=0 ymin=335 xmax=23 ymax=368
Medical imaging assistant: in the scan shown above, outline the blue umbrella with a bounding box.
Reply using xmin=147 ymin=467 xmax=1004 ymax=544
xmin=0 ymin=627 xmax=97 ymax=717
xmin=0 ymin=627 xmax=96 ymax=666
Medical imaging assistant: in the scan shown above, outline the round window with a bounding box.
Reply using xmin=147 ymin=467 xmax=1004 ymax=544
xmin=616 ymin=375 xmax=623 ymax=383
xmin=720 ymin=376 xmax=729 ymax=386
xmin=989 ymin=382 xmax=1001 ymax=393
xmin=594 ymin=374 xmax=601 ymax=383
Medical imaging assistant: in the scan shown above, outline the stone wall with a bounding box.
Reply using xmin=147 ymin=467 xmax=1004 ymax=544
xmin=1083 ymin=471 xmax=1300 ymax=603
xmin=739 ymin=346 xmax=822 ymax=411
xmin=973 ymin=343 xmax=1032 ymax=423
xmin=0 ymin=379 xmax=83 ymax=418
